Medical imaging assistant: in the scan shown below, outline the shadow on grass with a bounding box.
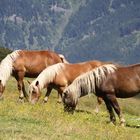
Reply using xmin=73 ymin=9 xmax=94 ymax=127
xmin=126 ymin=124 xmax=140 ymax=129
xmin=75 ymin=109 xmax=93 ymax=115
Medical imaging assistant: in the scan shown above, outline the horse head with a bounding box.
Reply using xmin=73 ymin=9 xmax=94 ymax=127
xmin=62 ymin=88 xmax=78 ymax=113
xmin=29 ymin=81 xmax=41 ymax=104
xmin=0 ymin=80 xmax=5 ymax=99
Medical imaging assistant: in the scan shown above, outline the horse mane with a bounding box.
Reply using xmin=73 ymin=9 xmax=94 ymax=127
xmin=30 ymin=63 xmax=65 ymax=89
xmin=65 ymin=64 xmax=117 ymax=100
xmin=0 ymin=50 xmax=20 ymax=85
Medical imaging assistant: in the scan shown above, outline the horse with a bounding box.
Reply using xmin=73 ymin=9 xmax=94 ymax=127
xmin=62 ymin=63 xmax=140 ymax=126
xmin=28 ymin=60 xmax=110 ymax=104
xmin=0 ymin=50 xmax=68 ymax=101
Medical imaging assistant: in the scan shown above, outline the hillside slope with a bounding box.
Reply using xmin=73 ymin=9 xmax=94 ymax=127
xmin=0 ymin=0 xmax=140 ymax=63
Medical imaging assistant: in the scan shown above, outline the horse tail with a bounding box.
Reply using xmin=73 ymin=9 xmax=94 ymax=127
xmin=58 ymin=54 xmax=69 ymax=64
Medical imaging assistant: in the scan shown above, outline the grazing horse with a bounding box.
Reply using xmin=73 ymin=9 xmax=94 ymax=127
xmin=62 ymin=63 xmax=140 ymax=126
xmin=28 ymin=60 xmax=110 ymax=104
xmin=0 ymin=50 xmax=68 ymax=101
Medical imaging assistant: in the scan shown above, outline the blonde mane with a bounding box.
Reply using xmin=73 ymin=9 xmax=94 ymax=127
xmin=30 ymin=63 xmax=65 ymax=90
xmin=0 ymin=50 xmax=20 ymax=85
xmin=65 ymin=64 xmax=117 ymax=100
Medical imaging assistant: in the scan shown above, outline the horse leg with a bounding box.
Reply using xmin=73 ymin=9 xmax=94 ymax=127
xmin=94 ymin=97 xmax=103 ymax=114
xmin=44 ymin=87 xmax=63 ymax=103
xmin=57 ymin=92 xmax=62 ymax=103
xmin=17 ymin=80 xmax=24 ymax=102
xmin=103 ymin=96 xmax=116 ymax=124
xmin=22 ymin=81 xmax=28 ymax=100
xmin=57 ymin=87 xmax=66 ymax=103
xmin=43 ymin=86 xmax=52 ymax=103
xmin=15 ymin=72 xmax=28 ymax=102
xmin=106 ymin=94 xmax=125 ymax=126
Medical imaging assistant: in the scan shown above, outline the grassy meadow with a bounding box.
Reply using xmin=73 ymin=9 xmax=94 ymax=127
xmin=0 ymin=77 xmax=140 ymax=140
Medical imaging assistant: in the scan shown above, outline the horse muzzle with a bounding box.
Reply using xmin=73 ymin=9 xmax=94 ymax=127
xmin=64 ymin=104 xmax=76 ymax=114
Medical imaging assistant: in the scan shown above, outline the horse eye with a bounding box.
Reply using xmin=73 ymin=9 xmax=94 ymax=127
xmin=64 ymin=92 xmax=67 ymax=97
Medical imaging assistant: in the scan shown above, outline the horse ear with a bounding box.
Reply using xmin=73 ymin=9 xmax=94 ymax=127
xmin=35 ymin=81 xmax=39 ymax=87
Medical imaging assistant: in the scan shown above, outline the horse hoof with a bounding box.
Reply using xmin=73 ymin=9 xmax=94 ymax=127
xmin=94 ymin=108 xmax=99 ymax=114
xmin=112 ymin=121 xmax=117 ymax=126
xmin=18 ymin=98 xmax=25 ymax=103
xmin=120 ymin=122 xmax=125 ymax=127
xmin=106 ymin=120 xmax=116 ymax=125
xmin=43 ymin=100 xmax=48 ymax=103
xmin=120 ymin=118 xmax=125 ymax=127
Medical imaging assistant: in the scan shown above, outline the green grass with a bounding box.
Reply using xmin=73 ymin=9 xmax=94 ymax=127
xmin=0 ymin=77 xmax=140 ymax=140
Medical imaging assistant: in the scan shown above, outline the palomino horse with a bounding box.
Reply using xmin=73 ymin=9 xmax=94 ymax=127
xmin=62 ymin=63 xmax=140 ymax=126
xmin=0 ymin=50 xmax=68 ymax=101
xmin=28 ymin=60 xmax=111 ymax=104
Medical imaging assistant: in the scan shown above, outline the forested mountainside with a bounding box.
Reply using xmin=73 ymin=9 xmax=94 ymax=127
xmin=0 ymin=46 xmax=12 ymax=61
xmin=0 ymin=0 xmax=140 ymax=63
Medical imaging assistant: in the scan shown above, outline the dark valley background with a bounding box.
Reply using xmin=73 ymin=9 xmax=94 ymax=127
xmin=0 ymin=0 xmax=140 ymax=63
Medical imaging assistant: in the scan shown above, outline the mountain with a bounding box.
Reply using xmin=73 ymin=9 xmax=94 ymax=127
xmin=0 ymin=0 xmax=140 ymax=64
xmin=0 ymin=45 xmax=12 ymax=61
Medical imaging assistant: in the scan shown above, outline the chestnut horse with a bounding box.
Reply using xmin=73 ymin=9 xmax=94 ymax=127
xmin=62 ymin=63 xmax=140 ymax=126
xmin=28 ymin=60 xmax=111 ymax=104
xmin=0 ymin=50 xmax=68 ymax=101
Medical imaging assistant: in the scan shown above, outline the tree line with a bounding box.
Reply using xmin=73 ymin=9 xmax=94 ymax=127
xmin=0 ymin=46 xmax=12 ymax=61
